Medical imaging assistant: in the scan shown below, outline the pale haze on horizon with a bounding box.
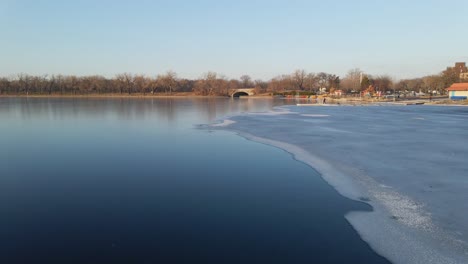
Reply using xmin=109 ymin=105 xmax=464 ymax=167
xmin=0 ymin=0 xmax=467 ymax=80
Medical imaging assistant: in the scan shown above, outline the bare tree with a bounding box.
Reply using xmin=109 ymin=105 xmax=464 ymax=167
xmin=304 ymin=73 xmax=317 ymax=92
xmin=47 ymin=75 xmax=56 ymax=95
xmin=423 ymin=75 xmax=444 ymax=94
xmin=134 ymin=75 xmax=149 ymax=95
xmin=157 ymin=71 xmax=178 ymax=94
xmin=146 ymin=76 xmax=157 ymax=94
xmin=124 ymin=73 xmax=135 ymax=95
xmin=195 ymin=72 xmax=219 ymax=95
xmin=267 ymin=75 xmax=294 ymax=93
xmin=115 ymin=74 xmax=126 ymax=94
xmin=17 ymin=73 xmax=33 ymax=94
xmin=56 ymin=75 xmax=64 ymax=94
xmin=0 ymin=78 xmax=7 ymax=94
xmin=292 ymin=69 xmax=307 ymax=90
xmin=240 ymin=75 xmax=253 ymax=88
xmin=371 ymin=75 xmax=393 ymax=93
xmin=227 ymin=79 xmax=241 ymax=90
xmin=70 ymin=76 xmax=79 ymax=95
xmin=115 ymin=73 xmax=135 ymax=94
xmin=341 ymin=68 xmax=362 ymax=93
xmin=254 ymin=79 xmax=267 ymax=94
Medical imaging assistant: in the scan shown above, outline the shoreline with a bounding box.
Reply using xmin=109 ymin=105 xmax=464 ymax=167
xmin=2 ymin=94 xmax=467 ymax=107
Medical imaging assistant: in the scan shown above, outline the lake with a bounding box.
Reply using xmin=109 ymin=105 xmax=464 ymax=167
xmin=0 ymin=97 xmax=389 ymax=263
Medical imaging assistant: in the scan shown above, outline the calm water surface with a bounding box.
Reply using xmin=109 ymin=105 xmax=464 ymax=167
xmin=0 ymin=97 xmax=389 ymax=263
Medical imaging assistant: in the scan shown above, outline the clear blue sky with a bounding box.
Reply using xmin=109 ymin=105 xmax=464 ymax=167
xmin=1 ymin=0 xmax=467 ymax=80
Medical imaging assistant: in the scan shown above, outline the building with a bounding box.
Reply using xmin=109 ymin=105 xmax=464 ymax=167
xmin=447 ymin=83 xmax=468 ymax=100
xmin=446 ymin=62 xmax=468 ymax=73
xmin=460 ymin=72 xmax=468 ymax=81
xmin=332 ymin=89 xmax=343 ymax=96
xmin=455 ymin=62 xmax=468 ymax=73
xmin=445 ymin=62 xmax=468 ymax=80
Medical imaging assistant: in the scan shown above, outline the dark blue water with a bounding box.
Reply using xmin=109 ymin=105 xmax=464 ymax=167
xmin=0 ymin=98 xmax=389 ymax=264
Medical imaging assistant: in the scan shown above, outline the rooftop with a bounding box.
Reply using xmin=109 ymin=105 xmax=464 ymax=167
xmin=447 ymin=83 xmax=468 ymax=91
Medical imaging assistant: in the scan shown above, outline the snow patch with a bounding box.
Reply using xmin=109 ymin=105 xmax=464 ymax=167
xmin=211 ymin=119 xmax=236 ymax=127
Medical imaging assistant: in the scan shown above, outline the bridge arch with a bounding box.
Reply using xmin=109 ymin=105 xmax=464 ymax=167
xmin=232 ymin=91 xmax=249 ymax=97
xmin=229 ymin=88 xmax=255 ymax=97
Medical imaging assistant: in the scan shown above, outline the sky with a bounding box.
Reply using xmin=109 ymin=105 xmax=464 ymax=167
xmin=1 ymin=0 xmax=467 ymax=80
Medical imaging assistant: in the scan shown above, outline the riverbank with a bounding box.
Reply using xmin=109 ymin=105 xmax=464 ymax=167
xmin=293 ymin=97 xmax=468 ymax=107
xmin=3 ymin=93 xmax=467 ymax=107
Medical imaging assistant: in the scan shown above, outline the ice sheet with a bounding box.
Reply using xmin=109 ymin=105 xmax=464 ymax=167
xmin=211 ymin=119 xmax=236 ymax=127
xmin=211 ymin=105 xmax=468 ymax=264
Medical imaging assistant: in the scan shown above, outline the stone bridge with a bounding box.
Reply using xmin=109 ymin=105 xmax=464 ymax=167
xmin=229 ymin=88 xmax=256 ymax=97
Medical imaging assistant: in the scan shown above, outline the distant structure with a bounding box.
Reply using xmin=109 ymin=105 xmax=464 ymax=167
xmin=460 ymin=72 xmax=468 ymax=81
xmin=447 ymin=83 xmax=468 ymax=100
xmin=229 ymin=88 xmax=256 ymax=97
xmin=446 ymin=62 xmax=468 ymax=80
xmin=332 ymin=89 xmax=343 ymax=96
xmin=455 ymin=62 xmax=467 ymax=72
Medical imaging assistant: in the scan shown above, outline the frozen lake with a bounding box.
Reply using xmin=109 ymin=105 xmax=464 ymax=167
xmin=213 ymin=104 xmax=468 ymax=264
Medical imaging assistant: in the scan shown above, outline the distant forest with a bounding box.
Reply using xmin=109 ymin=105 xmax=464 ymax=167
xmin=0 ymin=66 xmax=462 ymax=96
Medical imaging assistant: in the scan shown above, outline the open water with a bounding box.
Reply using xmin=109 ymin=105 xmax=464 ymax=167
xmin=0 ymin=97 xmax=389 ymax=263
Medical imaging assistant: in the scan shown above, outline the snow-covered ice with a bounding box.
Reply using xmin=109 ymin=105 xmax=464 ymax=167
xmin=211 ymin=105 xmax=468 ymax=264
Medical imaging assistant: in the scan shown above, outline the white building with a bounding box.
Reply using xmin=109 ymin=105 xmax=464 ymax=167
xmin=447 ymin=83 xmax=468 ymax=100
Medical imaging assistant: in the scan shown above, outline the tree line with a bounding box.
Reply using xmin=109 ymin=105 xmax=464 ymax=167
xmin=0 ymin=70 xmax=340 ymax=96
xmin=0 ymin=66 xmax=462 ymax=96
xmin=395 ymin=66 xmax=462 ymax=95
